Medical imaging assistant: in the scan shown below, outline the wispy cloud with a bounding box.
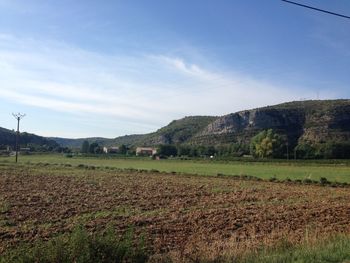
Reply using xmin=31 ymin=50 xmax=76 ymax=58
xmin=0 ymin=34 xmax=316 ymax=137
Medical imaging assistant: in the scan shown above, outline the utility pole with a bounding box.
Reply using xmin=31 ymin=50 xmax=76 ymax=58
xmin=286 ymin=141 xmax=289 ymax=160
xmin=12 ymin=113 xmax=25 ymax=163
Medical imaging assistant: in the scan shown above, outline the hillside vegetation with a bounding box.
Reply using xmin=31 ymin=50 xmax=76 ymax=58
xmin=0 ymin=127 xmax=59 ymax=151
xmin=134 ymin=116 xmax=218 ymax=145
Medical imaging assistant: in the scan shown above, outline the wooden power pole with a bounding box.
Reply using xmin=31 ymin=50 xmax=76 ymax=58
xmin=12 ymin=113 xmax=25 ymax=163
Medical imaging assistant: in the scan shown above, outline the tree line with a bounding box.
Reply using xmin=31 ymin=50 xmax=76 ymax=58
xmin=80 ymin=129 xmax=350 ymax=159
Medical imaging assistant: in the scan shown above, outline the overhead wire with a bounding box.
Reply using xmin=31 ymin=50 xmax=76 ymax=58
xmin=281 ymin=0 xmax=350 ymax=20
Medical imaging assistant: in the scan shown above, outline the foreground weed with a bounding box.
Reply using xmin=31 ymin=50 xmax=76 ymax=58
xmin=236 ymin=235 xmax=350 ymax=263
xmin=0 ymin=201 xmax=10 ymax=214
xmin=0 ymin=225 xmax=148 ymax=263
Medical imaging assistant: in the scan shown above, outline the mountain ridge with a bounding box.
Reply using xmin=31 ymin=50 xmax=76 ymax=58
xmin=108 ymin=99 xmax=350 ymax=148
xmin=2 ymin=100 xmax=350 ymax=151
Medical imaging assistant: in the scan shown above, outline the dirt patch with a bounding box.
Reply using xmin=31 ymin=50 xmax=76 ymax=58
xmin=0 ymin=165 xmax=349 ymax=258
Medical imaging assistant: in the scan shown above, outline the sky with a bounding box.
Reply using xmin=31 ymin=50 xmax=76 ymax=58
xmin=0 ymin=0 xmax=350 ymax=138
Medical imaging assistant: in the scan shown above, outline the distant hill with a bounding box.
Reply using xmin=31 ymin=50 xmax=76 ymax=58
xmin=49 ymin=137 xmax=115 ymax=149
xmin=49 ymin=99 xmax=350 ymax=150
xmin=0 ymin=127 xmax=59 ymax=149
xmin=112 ymin=134 xmax=147 ymax=146
xmin=50 ymin=135 xmax=147 ymax=148
xmin=51 ymin=116 xmax=217 ymax=148
xmin=134 ymin=116 xmax=218 ymax=146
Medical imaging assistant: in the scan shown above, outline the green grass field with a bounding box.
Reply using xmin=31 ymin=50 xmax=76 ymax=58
xmin=1 ymin=154 xmax=350 ymax=183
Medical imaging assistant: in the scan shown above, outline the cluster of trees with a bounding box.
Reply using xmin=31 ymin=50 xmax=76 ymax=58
xmin=81 ymin=141 xmax=130 ymax=155
xmin=80 ymin=130 xmax=350 ymax=160
xmin=0 ymin=143 xmax=71 ymax=153
xmin=249 ymin=129 xmax=350 ymax=159
xmin=295 ymin=141 xmax=350 ymax=159
xmin=156 ymin=130 xmax=291 ymax=159
xmin=27 ymin=144 xmax=71 ymax=153
xmin=157 ymin=143 xmax=249 ymax=158
xmin=81 ymin=141 xmax=103 ymax=154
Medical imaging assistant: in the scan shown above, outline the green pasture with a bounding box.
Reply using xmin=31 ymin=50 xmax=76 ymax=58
xmin=1 ymin=154 xmax=350 ymax=183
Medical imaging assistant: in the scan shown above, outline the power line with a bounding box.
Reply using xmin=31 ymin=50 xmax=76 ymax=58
xmin=12 ymin=113 xmax=26 ymax=163
xmin=281 ymin=0 xmax=350 ymax=20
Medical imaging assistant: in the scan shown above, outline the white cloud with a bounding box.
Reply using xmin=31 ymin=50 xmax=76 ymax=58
xmin=0 ymin=34 xmax=317 ymax=137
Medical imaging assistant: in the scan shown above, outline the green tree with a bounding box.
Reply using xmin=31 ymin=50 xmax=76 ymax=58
xmin=294 ymin=143 xmax=317 ymax=159
xmin=189 ymin=147 xmax=198 ymax=157
xmin=157 ymin=144 xmax=177 ymax=157
xmin=89 ymin=142 xmax=102 ymax=154
xmin=250 ymin=129 xmax=285 ymax=158
xmin=177 ymin=145 xmax=191 ymax=156
xmin=310 ymin=141 xmax=350 ymax=159
xmin=81 ymin=140 xmax=89 ymax=154
xmin=119 ymin=144 xmax=127 ymax=154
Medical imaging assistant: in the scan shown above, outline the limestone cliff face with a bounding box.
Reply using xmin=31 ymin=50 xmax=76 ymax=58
xmin=200 ymin=109 xmax=305 ymax=135
xmin=195 ymin=108 xmax=305 ymax=145
xmin=192 ymin=100 xmax=350 ymax=146
xmin=298 ymin=103 xmax=350 ymax=143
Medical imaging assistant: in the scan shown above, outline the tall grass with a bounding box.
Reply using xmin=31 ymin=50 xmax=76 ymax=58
xmin=1 ymin=225 xmax=349 ymax=263
xmin=165 ymin=234 xmax=350 ymax=263
xmin=237 ymin=234 xmax=350 ymax=263
xmin=0 ymin=225 xmax=148 ymax=263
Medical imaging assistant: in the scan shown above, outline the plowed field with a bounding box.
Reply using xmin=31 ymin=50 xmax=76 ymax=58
xmin=1 ymin=164 xmax=349 ymax=259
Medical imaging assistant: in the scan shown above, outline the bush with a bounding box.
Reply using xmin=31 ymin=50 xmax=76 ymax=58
xmin=319 ymin=177 xmax=330 ymax=185
xmin=302 ymin=178 xmax=313 ymax=184
xmin=269 ymin=176 xmax=277 ymax=182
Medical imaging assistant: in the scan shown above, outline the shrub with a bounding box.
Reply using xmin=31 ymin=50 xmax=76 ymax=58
xmin=302 ymin=178 xmax=313 ymax=184
xmin=319 ymin=177 xmax=330 ymax=185
xmin=269 ymin=176 xmax=277 ymax=182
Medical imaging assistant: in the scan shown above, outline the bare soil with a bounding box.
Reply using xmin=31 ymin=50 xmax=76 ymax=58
xmin=1 ymin=165 xmax=349 ymax=258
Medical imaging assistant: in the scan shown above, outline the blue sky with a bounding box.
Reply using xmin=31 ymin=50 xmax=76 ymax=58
xmin=0 ymin=0 xmax=350 ymax=138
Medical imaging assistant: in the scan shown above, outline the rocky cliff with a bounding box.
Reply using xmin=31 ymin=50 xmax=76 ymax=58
xmin=191 ymin=100 xmax=350 ymax=147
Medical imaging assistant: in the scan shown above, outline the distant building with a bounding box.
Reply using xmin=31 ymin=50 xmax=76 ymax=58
xmin=0 ymin=146 xmax=12 ymax=156
xmin=20 ymin=148 xmax=31 ymax=154
xmin=136 ymin=147 xmax=157 ymax=156
xmin=103 ymin=146 xmax=119 ymax=154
